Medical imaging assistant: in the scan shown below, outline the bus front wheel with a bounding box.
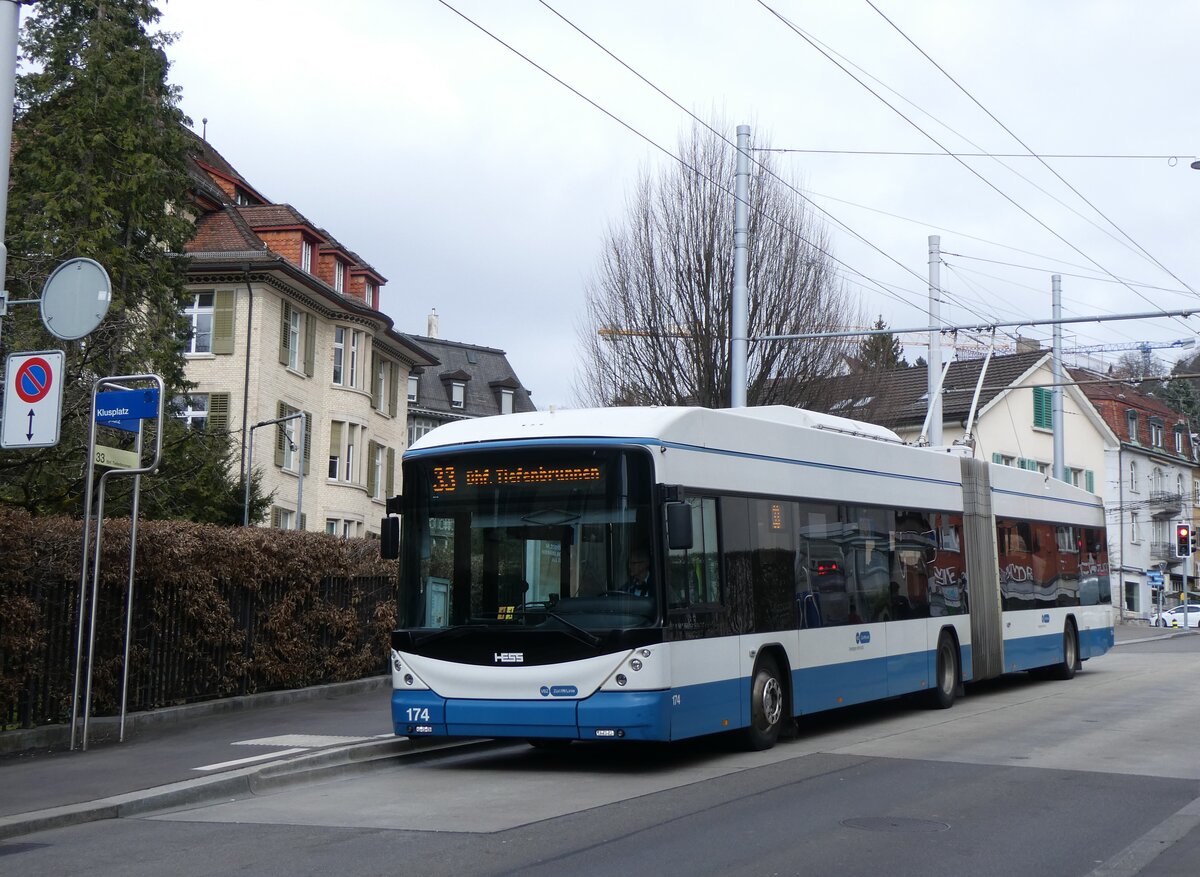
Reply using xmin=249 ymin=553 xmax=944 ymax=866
xmin=740 ymin=656 xmax=785 ymax=751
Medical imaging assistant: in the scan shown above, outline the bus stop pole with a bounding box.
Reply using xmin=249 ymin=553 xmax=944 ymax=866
xmin=118 ymin=425 xmax=145 ymax=742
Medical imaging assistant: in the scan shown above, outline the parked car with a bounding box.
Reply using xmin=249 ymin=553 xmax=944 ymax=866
xmin=1151 ymin=605 xmax=1200 ymax=628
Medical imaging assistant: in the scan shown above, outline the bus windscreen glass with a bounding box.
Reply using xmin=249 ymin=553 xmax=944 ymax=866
xmin=399 ymin=448 xmax=656 ymax=631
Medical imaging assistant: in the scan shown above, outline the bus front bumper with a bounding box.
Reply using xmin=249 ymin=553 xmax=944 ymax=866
xmin=391 ymin=688 xmax=672 ymax=741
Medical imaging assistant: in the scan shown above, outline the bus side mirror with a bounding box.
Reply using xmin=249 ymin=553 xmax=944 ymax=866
xmin=380 ymin=516 xmax=400 ymax=559
xmin=665 ymin=501 xmax=693 ymax=551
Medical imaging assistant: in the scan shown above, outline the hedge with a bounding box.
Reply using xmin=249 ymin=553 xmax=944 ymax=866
xmin=0 ymin=506 xmax=398 ymax=730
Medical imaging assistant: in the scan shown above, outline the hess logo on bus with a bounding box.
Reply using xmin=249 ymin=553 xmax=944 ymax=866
xmin=494 ymin=652 xmax=524 ymax=664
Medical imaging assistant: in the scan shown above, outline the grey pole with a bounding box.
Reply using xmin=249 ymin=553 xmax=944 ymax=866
xmin=242 ymin=425 xmax=254 ymax=526
xmin=118 ymin=425 xmax=145 ymax=742
xmin=69 ymin=399 xmax=101 ymax=751
xmin=927 ymin=235 xmax=943 ymax=445
xmin=1052 ymin=275 xmax=1066 ymax=482
xmin=295 ymin=411 xmax=305 ymax=529
xmin=0 ymin=1 xmax=21 ymax=357
xmin=730 ymin=124 xmax=750 ymax=408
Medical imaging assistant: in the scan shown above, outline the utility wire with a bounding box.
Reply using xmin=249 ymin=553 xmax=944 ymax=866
xmin=941 ymin=252 xmax=1196 ymax=297
xmin=755 ymin=7 xmax=1152 ymax=267
xmin=757 ymin=148 xmax=1194 ymax=161
xmin=433 ymin=0 xmax=936 ymax=318
xmin=533 ymin=0 xmax=965 ymax=320
xmin=864 ymin=0 xmax=1197 ymax=297
xmin=757 ymin=0 xmax=1194 ymax=339
xmin=534 ymin=0 xmax=1021 ymax=338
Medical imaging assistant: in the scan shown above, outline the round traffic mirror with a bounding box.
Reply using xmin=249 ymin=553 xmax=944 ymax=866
xmin=40 ymin=257 xmax=112 ymax=341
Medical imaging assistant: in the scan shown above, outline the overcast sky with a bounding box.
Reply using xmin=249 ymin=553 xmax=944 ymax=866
xmin=153 ymin=0 xmax=1200 ymax=409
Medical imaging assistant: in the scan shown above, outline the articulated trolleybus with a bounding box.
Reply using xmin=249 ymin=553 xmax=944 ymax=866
xmin=388 ymin=406 xmax=1114 ymax=750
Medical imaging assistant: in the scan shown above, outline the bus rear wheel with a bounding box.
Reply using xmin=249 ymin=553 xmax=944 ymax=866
xmin=739 ymin=656 xmax=785 ymax=751
xmin=1048 ymin=623 xmax=1079 ymax=681
xmin=927 ymin=632 xmax=958 ymax=710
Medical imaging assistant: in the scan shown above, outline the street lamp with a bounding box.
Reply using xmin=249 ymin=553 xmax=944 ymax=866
xmin=243 ymin=411 xmax=306 ymax=529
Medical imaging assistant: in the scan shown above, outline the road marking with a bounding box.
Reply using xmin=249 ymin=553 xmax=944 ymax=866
xmin=194 ymin=747 xmax=309 ymax=772
xmin=232 ymin=734 xmax=370 ymax=748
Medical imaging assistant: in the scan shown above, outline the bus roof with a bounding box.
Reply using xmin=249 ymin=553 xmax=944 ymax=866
xmin=408 ymin=405 xmax=904 ymax=453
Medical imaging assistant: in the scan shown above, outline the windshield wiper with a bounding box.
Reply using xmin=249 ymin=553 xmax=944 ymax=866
xmin=518 ymin=603 xmax=601 ymax=646
xmin=545 ymin=610 xmax=602 ymax=646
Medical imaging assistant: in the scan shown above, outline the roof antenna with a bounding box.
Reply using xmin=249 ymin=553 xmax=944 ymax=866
xmin=202 ymin=117 xmax=208 ymax=141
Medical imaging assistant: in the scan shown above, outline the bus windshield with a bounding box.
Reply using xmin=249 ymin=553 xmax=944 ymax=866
xmin=398 ymin=447 xmax=656 ymax=632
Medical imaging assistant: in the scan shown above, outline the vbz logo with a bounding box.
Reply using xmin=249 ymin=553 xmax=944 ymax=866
xmin=494 ymin=652 xmax=524 ymax=663
xmin=855 ymin=631 xmax=871 ymax=645
xmin=1041 ymin=614 xmax=1051 ymax=624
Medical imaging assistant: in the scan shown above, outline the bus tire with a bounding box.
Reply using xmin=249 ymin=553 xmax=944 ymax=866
xmin=1048 ymin=622 xmax=1079 ymax=681
xmin=739 ymin=656 xmax=785 ymax=751
xmin=927 ymin=632 xmax=958 ymax=710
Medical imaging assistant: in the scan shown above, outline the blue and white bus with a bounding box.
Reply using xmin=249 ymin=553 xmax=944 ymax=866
xmin=387 ymin=406 xmax=1114 ymax=750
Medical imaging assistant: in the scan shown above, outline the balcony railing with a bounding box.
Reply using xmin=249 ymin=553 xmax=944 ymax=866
xmin=1149 ymin=490 xmax=1184 ymax=518
xmin=1149 ymin=541 xmax=1179 ymax=562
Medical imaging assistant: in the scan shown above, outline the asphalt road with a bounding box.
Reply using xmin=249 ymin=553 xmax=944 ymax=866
xmin=3 ymin=631 xmax=1200 ymax=877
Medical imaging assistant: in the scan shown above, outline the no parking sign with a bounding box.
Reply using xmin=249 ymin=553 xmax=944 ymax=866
xmin=2 ymin=350 xmax=64 ymax=448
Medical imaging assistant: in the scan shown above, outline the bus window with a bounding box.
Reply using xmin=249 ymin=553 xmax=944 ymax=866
xmin=667 ymin=496 xmax=720 ymax=608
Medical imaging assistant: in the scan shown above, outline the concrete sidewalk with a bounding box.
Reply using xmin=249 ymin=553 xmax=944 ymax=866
xmin=0 ymin=675 xmax=419 ymax=840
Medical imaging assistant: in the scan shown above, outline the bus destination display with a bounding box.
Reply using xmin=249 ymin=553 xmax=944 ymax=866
xmin=432 ymin=462 xmax=603 ymax=494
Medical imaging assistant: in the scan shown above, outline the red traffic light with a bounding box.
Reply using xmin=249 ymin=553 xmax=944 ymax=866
xmin=1177 ymin=525 xmax=1193 ymax=557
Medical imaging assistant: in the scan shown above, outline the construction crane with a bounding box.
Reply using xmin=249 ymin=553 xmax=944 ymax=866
xmin=1064 ymin=338 xmax=1195 ymax=355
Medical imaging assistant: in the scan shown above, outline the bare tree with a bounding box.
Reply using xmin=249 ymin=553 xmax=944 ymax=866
xmin=574 ymin=120 xmax=860 ymax=408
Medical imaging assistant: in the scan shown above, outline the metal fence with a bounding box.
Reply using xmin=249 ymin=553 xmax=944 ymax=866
xmin=2 ymin=573 xmax=396 ymax=730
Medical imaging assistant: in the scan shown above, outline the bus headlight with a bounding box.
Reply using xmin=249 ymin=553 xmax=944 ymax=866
xmin=615 ymin=674 xmax=628 ymax=686
xmin=630 ymin=659 xmax=643 ymax=671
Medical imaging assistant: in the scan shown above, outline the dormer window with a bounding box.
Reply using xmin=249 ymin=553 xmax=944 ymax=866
xmin=334 ymin=260 xmax=345 ymax=293
xmin=451 ymin=381 xmax=465 ymax=409
xmin=1150 ymin=419 xmax=1164 ymax=449
xmin=365 ymin=281 xmax=377 ymax=309
xmin=301 ymin=240 xmax=312 ymax=272
xmin=1127 ymin=409 xmax=1139 ymax=443
xmin=500 ymin=388 xmax=514 ymax=414
xmin=407 ymin=375 xmax=419 ymax=402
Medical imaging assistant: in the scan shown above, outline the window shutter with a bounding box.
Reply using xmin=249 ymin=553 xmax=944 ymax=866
xmin=208 ymin=393 xmax=230 ymax=433
xmin=279 ymin=305 xmax=290 ymax=365
xmin=367 ymin=440 xmax=379 ymax=496
xmin=370 ymin=353 xmax=381 ymax=410
xmin=303 ymin=411 xmax=313 ymax=475
xmin=271 ymin=506 xmax=283 ymax=528
xmin=300 ymin=512 xmax=307 ymax=531
xmin=992 ymin=452 xmax=1003 ymax=464
xmin=1032 ymin=387 xmax=1052 ymax=429
xmin=388 ymin=363 xmax=399 ymax=417
xmin=303 ymin=313 xmax=316 ymax=377
xmin=275 ymin=401 xmax=287 ymax=468
xmin=387 ymin=447 xmax=395 ymax=496
xmin=330 ymin=421 xmax=344 ymax=458
xmin=210 ymin=290 xmax=236 ymax=354
xmin=1085 ymin=470 xmax=1095 ymax=492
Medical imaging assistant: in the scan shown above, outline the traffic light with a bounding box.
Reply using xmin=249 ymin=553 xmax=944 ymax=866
xmin=1177 ymin=524 xmax=1192 ymax=558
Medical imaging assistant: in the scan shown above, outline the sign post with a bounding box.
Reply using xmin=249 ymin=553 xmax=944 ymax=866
xmin=70 ymin=374 xmax=164 ymax=751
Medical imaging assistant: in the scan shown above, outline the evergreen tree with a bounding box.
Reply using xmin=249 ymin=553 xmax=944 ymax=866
xmin=0 ymin=0 xmax=261 ymax=524
xmin=1162 ymin=355 xmax=1200 ymax=420
xmin=855 ymin=316 xmax=906 ymax=372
